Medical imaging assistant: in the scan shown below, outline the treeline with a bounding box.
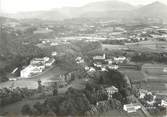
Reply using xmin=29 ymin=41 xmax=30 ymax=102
xmin=131 ymin=52 xmax=167 ymax=63
xmin=21 ymin=87 xmax=120 ymax=116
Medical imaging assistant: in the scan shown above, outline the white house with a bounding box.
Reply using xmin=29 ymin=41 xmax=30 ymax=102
xmin=94 ymin=63 xmax=102 ymax=68
xmin=163 ymin=67 xmax=167 ymax=72
xmin=51 ymin=52 xmax=57 ymax=57
xmin=31 ymin=67 xmax=43 ymax=74
xmin=105 ymin=59 xmax=113 ymax=64
xmin=31 ymin=57 xmax=50 ymax=65
xmin=21 ymin=65 xmax=43 ymax=78
xmin=161 ymin=99 xmax=167 ymax=107
xmin=113 ymin=56 xmax=126 ymax=63
xmin=21 ymin=57 xmax=55 ymax=78
xmin=50 ymin=42 xmax=58 ymax=46
xmin=123 ymin=103 xmax=141 ymax=113
xmin=75 ymin=57 xmax=84 ymax=64
xmin=88 ymin=67 xmax=96 ymax=72
xmin=84 ymin=66 xmax=90 ymax=71
xmin=139 ymin=89 xmax=148 ymax=99
xmin=75 ymin=57 xmax=82 ymax=61
xmin=93 ymin=54 xmax=106 ymax=60
xmin=108 ymin=65 xmax=119 ymax=70
xmin=105 ymin=86 xmax=118 ymax=99
xmin=101 ymin=67 xmax=107 ymax=71
xmin=45 ymin=58 xmax=55 ymax=67
xmin=21 ymin=66 xmax=33 ymax=78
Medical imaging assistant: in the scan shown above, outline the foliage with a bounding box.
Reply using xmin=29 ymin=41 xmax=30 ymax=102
xmin=131 ymin=52 xmax=167 ymax=63
xmin=21 ymin=104 xmax=33 ymax=115
xmin=0 ymin=87 xmax=36 ymax=107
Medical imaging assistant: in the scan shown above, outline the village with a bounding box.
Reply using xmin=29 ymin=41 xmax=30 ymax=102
xmin=1 ymin=1 xmax=167 ymax=116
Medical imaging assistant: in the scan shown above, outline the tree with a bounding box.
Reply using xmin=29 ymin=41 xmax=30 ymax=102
xmin=144 ymin=93 xmax=153 ymax=102
xmin=53 ymin=88 xmax=58 ymax=96
xmin=58 ymin=88 xmax=90 ymax=116
xmin=21 ymin=104 xmax=32 ymax=115
xmin=33 ymin=102 xmax=49 ymax=115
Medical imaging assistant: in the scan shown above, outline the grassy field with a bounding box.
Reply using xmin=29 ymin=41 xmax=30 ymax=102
xmin=120 ymin=69 xmax=146 ymax=82
xmin=142 ymin=63 xmax=167 ymax=76
xmin=99 ymin=109 xmax=145 ymax=117
xmin=137 ymin=81 xmax=167 ymax=94
xmin=125 ymin=40 xmax=167 ymax=53
xmin=126 ymin=40 xmax=167 ymax=49
xmin=0 ymin=80 xmax=38 ymax=89
xmin=102 ymin=44 xmax=127 ymax=50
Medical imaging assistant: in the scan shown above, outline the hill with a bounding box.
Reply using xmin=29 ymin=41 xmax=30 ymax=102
xmin=136 ymin=1 xmax=167 ymax=21
xmin=81 ymin=0 xmax=134 ymax=12
xmin=3 ymin=1 xmax=167 ymax=22
xmin=8 ymin=0 xmax=134 ymax=20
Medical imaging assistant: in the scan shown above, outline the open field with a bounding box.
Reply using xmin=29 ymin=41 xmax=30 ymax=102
xmin=125 ymin=40 xmax=167 ymax=53
xmin=142 ymin=63 xmax=167 ymax=76
xmin=138 ymin=81 xmax=167 ymax=92
xmin=102 ymin=44 xmax=127 ymax=50
xmin=120 ymin=69 xmax=146 ymax=82
xmin=142 ymin=63 xmax=167 ymax=82
xmin=0 ymin=80 xmax=38 ymax=89
xmin=99 ymin=109 xmax=145 ymax=117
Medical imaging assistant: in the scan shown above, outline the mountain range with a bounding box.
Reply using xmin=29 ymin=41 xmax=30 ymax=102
xmin=1 ymin=0 xmax=167 ymax=21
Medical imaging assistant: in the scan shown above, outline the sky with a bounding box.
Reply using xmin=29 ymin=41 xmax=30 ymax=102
xmin=1 ymin=0 xmax=167 ymax=13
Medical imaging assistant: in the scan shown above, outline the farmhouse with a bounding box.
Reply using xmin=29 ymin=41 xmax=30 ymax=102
xmin=113 ymin=56 xmax=126 ymax=63
xmin=45 ymin=58 xmax=55 ymax=67
xmin=139 ymin=89 xmax=148 ymax=99
xmin=31 ymin=57 xmax=50 ymax=65
xmin=108 ymin=65 xmax=119 ymax=70
xmin=105 ymin=86 xmax=118 ymax=99
xmin=123 ymin=103 xmax=141 ymax=113
xmin=93 ymin=54 xmax=106 ymax=60
xmin=101 ymin=67 xmax=107 ymax=71
xmin=105 ymin=59 xmax=113 ymax=64
xmin=161 ymin=99 xmax=167 ymax=107
xmin=88 ymin=67 xmax=96 ymax=72
xmin=51 ymin=51 xmax=58 ymax=57
xmin=21 ymin=65 xmax=43 ymax=78
xmin=94 ymin=62 xmax=102 ymax=68
xmin=84 ymin=66 xmax=90 ymax=71
xmin=21 ymin=57 xmax=55 ymax=78
xmin=75 ymin=57 xmax=84 ymax=64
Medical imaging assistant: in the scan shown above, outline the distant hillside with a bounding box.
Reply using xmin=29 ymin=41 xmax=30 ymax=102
xmin=7 ymin=0 xmax=135 ymax=20
xmin=0 ymin=16 xmax=17 ymax=24
xmin=3 ymin=1 xmax=167 ymax=22
xmin=81 ymin=0 xmax=134 ymax=12
xmin=136 ymin=1 xmax=167 ymax=20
